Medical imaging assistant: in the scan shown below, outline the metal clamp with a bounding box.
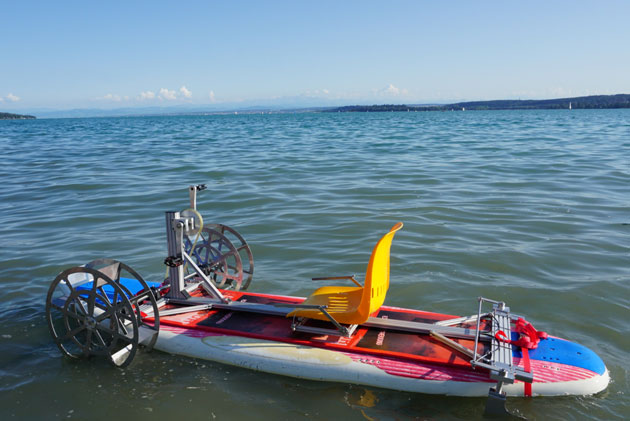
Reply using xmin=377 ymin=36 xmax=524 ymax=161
xmin=164 ymin=256 xmax=184 ymax=267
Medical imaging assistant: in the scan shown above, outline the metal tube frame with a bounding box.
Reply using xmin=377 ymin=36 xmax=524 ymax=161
xmin=164 ymin=209 xmax=227 ymax=303
xmin=165 ymin=211 xmax=186 ymax=300
xmin=472 ymin=296 xmax=505 ymax=367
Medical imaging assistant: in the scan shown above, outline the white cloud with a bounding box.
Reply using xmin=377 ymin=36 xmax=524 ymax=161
xmin=159 ymin=88 xmax=177 ymax=100
xmin=101 ymin=93 xmax=122 ymax=101
xmin=179 ymin=86 xmax=192 ymax=99
xmin=139 ymin=90 xmax=156 ymax=100
xmin=137 ymin=87 xmax=193 ymax=101
xmin=378 ymin=84 xmax=408 ymax=96
xmin=299 ymin=89 xmax=333 ymax=98
xmin=209 ymin=90 xmax=216 ymax=102
xmin=0 ymin=97 xmax=3 ymax=102
xmin=6 ymin=93 xmax=20 ymax=102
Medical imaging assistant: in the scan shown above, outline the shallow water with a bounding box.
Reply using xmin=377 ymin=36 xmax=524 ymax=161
xmin=0 ymin=110 xmax=628 ymax=420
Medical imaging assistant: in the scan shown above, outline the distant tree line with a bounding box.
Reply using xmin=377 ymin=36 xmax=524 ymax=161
xmin=0 ymin=112 xmax=36 ymax=119
xmin=326 ymin=94 xmax=630 ymax=112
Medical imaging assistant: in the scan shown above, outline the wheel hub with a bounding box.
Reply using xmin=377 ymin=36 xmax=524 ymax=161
xmin=85 ymin=315 xmax=97 ymax=330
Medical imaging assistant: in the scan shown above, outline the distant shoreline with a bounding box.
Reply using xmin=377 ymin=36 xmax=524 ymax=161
xmin=325 ymin=94 xmax=630 ymax=112
xmin=7 ymin=94 xmax=630 ymax=119
xmin=0 ymin=112 xmax=36 ymax=120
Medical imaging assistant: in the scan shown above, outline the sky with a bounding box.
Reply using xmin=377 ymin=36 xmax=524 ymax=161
xmin=2 ymin=0 xmax=630 ymax=112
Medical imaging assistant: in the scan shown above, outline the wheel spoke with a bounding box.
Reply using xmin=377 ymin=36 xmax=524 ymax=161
xmin=94 ymin=322 xmax=117 ymax=336
xmin=117 ymin=318 xmax=130 ymax=336
xmin=213 ymin=270 xmax=234 ymax=279
xmin=98 ymin=287 xmax=113 ymax=306
xmin=49 ymin=302 xmax=65 ymax=312
xmin=92 ymin=328 xmax=109 ymax=348
xmin=98 ymin=315 xmax=133 ymax=339
xmin=220 ymin=250 xmax=238 ymax=259
xmin=95 ymin=301 xmax=128 ymax=322
xmin=53 ymin=302 xmax=84 ymax=321
xmin=83 ymin=329 xmax=93 ymax=357
xmin=63 ymin=307 xmax=86 ymax=322
xmin=87 ymin=284 xmax=98 ymax=316
xmin=60 ymin=324 xmax=87 ymax=342
xmin=112 ymin=288 xmax=120 ymax=309
xmin=61 ymin=275 xmax=77 ymax=293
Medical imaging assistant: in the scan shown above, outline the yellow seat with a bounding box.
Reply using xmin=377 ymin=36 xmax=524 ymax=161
xmin=287 ymin=222 xmax=403 ymax=326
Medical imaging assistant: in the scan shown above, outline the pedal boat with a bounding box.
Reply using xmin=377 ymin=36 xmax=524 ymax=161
xmin=45 ymin=185 xmax=609 ymax=415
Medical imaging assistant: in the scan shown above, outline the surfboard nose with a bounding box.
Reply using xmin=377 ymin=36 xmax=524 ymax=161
xmin=530 ymin=336 xmax=606 ymax=375
xmin=514 ymin=335 xmax=609 ymax=395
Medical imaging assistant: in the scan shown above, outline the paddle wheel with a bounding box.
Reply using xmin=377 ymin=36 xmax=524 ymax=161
xmin=45 ymin=259 xmax=160 ymax=367
xmin=45 ymin=184 xmax=255 ymax=367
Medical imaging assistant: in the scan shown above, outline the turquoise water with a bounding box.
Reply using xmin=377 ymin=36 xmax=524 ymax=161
xmin=0 ymin=110 xmax=628 ymax=420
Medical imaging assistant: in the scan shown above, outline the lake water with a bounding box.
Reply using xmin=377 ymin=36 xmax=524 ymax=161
xmin=0 ymin=110 xmax=628 ymax=420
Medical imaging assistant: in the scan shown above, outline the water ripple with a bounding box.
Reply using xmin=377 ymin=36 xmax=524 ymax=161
xmin=0 ymin=110 xmax=628 ymax=419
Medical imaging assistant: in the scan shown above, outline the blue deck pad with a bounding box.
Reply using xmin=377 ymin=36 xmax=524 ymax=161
xmin=76 ymin=277 xmax=161 ymax=301
xmin=511 ymin=332 xmax=606 ymax=375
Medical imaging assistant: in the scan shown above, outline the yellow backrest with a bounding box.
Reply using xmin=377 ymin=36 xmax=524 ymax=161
xmin=358 ymin=222 xmax=403 ymax=319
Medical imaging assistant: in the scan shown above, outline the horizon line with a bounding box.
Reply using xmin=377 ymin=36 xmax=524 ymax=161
xmin=3 ymin=93 xmax=629 ymax=119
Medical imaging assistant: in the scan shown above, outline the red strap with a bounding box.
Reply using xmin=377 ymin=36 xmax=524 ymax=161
xmin=495 ymin=330 xmax=534 ymax=397
xmin=494 ymin=330 xmax=531 ymax=348
xmin=494 ymin=330 xmax=512 ymax=344
xmin=498 ymin=318 xmax=549 ymax=350
xmin=522 ymin=347 xmax=532 ymax=397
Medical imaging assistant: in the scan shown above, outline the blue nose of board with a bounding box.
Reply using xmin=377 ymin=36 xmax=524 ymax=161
xmin=513 ymin=334 xmax=607 ymax=375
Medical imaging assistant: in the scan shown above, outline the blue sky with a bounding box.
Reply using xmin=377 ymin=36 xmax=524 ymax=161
xmin=2 ymin=1 xmax=629 ymax=111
